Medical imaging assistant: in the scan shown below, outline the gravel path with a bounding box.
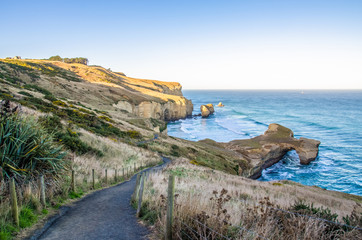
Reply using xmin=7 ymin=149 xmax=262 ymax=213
xmin=30 ymin=157 xmax=170 ymax=240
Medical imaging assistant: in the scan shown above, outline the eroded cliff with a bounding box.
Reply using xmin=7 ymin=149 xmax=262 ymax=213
xmin=0 ymin=59 xmax=193 ymax=121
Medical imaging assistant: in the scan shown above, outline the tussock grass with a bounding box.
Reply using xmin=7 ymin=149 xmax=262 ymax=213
xmin=141 ymin=159 xmax=362 ymax=239
xmin=73 ymin=129 xmax=161 ymax=181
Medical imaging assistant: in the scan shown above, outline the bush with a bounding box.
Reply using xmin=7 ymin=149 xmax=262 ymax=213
xmin=23 ymin=84 xmax=52 ymax=96
xmin=38 ymin=115 xmax=104 ymax=157
xmin=171 ymin=144 xmax=180 ymax=157
xmin=0 ymin=115 xmax=67 ymax=179
xmin=291 ymin=201 xmax=338 ymax=222
xmin=126 ymin=130 xmax=142 ymax=139
xmin=18 ymin=91 xmax=33 ymax=97
xmin=52 ymin=100 xmax=68 ymax=107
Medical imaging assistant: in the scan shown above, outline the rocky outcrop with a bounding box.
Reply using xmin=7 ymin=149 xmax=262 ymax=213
xmin=216 ymin=124 xmax=320 ymax=178
xmin=133 ymin=99 xmax=193 ymax=121
xmin=200 ymin=104 xmax=214 ymax=118
xmin=217 ymin=102 xmax=224 ymax=107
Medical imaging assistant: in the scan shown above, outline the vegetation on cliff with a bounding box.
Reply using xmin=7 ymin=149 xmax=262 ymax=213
xmin=48 ymin=56 xmax=89 ymax=65
xmin=0 ymin=58 xmax=361 ymax=239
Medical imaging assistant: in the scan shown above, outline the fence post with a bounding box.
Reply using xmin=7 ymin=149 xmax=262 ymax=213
xmin=165 ymin=175 xmax=175 ymax=240
xmin=39 ymin=175 xmax=46 ymax=206
xmin=114 ymin=169 xmax=117 ymax=183
xmin=105 ymin=169 xmax=108 ymax=185
xmin=92 ymin=169 xmax=95 ymax=189
xmin=71 ymin=170 xmax=75 ymax=192
xmin=10 ymin=178 xmax=19 ymax=227
xmin=136 ymin=173 xmax=145 ymax=217
xmin=127 ymin=167 xmax=129 ymax=178
xmin=0 ymin=167 xmax=3 ymax=182
xmin=132 ymin=173 xmax=141 ymax=202
xmin=122 ymin=168 xmax=124 ymax=180
xmin=134 ymin=163 xmax=136 ymax=173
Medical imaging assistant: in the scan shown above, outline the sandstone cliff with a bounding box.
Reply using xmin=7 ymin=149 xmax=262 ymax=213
xmin=0 ymin=59 xmax=193 ymax=121
xmin=198 ymin=123 xmax=320 ymax=178
xmin=224 ymin=123 xmax=320 ymax=178
xmin=200 ymin=104 xmax=215 ymax=118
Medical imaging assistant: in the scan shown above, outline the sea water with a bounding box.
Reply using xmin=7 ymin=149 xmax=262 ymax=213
xmin=167 ymin=90 xmax=362 ymax=196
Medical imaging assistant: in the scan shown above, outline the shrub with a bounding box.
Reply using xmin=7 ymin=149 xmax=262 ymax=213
xmin=38 ymin=115 xmax=104 ymax=157
xmin=126 ymin=130 xmax=142 ymax=139
xmin=291 ymin=201 xmax=338 ymax=222
xmin=23 ymin=84 xmax=52 ymax=96
xmin=18 ymin=91 xmax=33 ymax=97
xmin=0 ymin=115 xmax=67 ymax=179
xmin=52 ymin=100 xmax=68 ymax=107
xmin=171 ymin=144 xmax=180 ymax=157
xmin=44 ymin=94 xmax=57 ymax=102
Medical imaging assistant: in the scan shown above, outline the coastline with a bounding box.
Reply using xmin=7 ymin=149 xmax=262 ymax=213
xmin=167 ymin=90 xmax=362 ymax=196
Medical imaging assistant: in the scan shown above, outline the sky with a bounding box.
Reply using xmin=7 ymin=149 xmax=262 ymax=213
xmin=1 ymin=0 xmax=362 ymax=89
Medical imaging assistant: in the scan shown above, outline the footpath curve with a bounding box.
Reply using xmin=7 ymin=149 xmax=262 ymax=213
xmin=29 ymin=157 xmax=171 ymax=240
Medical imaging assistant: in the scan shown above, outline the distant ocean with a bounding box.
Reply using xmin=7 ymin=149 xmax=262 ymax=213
xmin=167 ymin=90 xmax=362 ymax=196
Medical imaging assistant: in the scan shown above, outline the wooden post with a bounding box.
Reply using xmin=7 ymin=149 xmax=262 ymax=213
xmin=92 ymin=169 xmax=95 ymax=189
xmin=71 ymin=170 xmax=75 ymax=192
xmin=0 ymin=166 xmax=3 ymax=182
xmin=127 ymin=167 xmax=129 ymax=178
xmin=132 ymin=173 xmax=141 ymax=202
xmin=10 ymin=178 xmax=19 ymax=227
xmin=114 ymin=169 xmax=117 ymax=182
xmin=165 ymin=175 xmax=175 ymax=240
xmin=134 ymin=162 xmax=136 ymax=173
xmin=105 ymin=169 xmax=108 ymax=185
xmin=39 ymin=175 xmax=46 ymax=206
xmin=136 ymin=173 xmax=145 ymax=217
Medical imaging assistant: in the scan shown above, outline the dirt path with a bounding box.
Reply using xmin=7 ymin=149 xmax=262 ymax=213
xmin=29 ymin=157 xmax=170 ymax=240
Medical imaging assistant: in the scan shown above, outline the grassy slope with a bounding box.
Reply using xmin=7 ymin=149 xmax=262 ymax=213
xmin=0 ymin=58 xmax=360 ymax=239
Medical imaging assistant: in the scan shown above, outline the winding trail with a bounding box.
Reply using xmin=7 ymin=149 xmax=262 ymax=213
xmin=30 ymin=157 xmax=170 ymax=240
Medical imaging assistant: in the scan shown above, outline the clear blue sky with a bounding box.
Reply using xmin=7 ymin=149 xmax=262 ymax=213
xmin=1 ymin=0 xmax=362 ymax=89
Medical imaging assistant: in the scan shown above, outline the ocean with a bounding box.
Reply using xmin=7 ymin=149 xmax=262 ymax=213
xmin=167 ymin=90 xmax=362 ymax=196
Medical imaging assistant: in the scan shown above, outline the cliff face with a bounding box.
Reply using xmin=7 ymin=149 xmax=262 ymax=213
xmin=114 ymin=98 xmax=193 ymax=121
xmin=199 ymin=123 xmax=320 ymax=178
xmin=224 ymin=123 xmax=321 ymax=178
xmin=0 ymin=59 xmax=193 ymax=121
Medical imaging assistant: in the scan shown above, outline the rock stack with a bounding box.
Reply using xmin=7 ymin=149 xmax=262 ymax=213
xmin=200 ymin=104 xmax=214 ymax=118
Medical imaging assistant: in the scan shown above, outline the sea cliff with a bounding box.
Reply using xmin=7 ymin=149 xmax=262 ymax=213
xmin=0 ymin=59 xmax=193 ymax=121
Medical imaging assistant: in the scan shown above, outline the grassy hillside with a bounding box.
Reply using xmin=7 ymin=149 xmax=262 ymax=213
xmin=0 ymin=58 xmax=361 ymax=239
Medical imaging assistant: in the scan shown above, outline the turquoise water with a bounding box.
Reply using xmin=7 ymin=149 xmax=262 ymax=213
xmin=167 ymin=90 xmax=362 ymax=196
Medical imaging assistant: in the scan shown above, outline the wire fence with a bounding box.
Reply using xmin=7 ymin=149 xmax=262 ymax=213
xmin=159 ymin=179 xmax=361 ymax=240
xmin=1 ymin=161 xmax=149 ymax=228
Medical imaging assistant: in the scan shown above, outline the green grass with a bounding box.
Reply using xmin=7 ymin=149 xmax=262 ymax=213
xmin=19 ymin=207 xmax=38 ymax=228
xmin=69 ymin=191 xmax=84 ymax=199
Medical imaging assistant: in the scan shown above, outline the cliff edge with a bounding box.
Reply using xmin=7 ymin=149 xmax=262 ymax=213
xmin=224 ymin=123 xmax=320 ymax=178
xmin=0 ymin=59 xmax=193 ymax=121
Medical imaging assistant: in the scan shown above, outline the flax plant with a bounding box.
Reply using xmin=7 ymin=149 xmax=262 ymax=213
xmin=0 ymin=115 xmax=67 ymax=179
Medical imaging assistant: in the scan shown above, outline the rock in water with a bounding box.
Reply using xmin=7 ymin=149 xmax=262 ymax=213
xmin=217 ymin=123 xmax=321 ymax=178
xmin=217 ymin=102 xmax=224 ymax=107
xmin=200 ymin=104 xmax=214 ymax=118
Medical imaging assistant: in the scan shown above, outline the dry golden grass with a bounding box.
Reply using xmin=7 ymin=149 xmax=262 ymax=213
xmin=74 ymin=129 xmax=162 ymax=181
xmin=142 ymin=159 xmax=362 ymax=239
